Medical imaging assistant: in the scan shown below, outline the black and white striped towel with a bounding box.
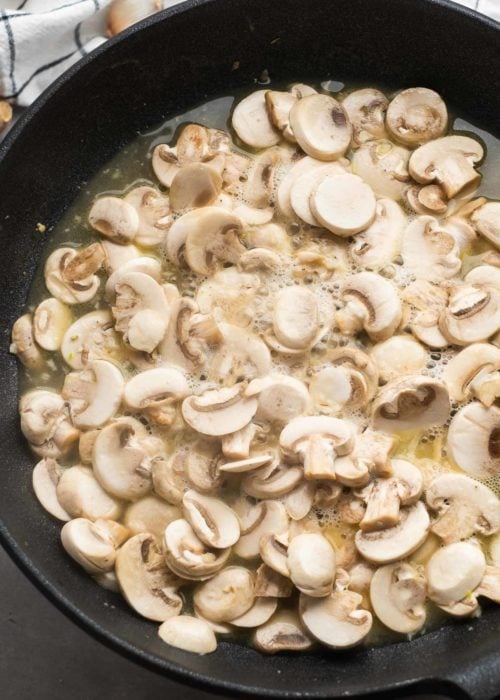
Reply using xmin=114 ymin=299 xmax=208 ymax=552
xmin=0 ymin=0 xmax=498 ymax=107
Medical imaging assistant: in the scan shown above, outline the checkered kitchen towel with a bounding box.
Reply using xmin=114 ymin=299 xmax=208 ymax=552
xmin=0 ymin=0 xmax=499 ymax=107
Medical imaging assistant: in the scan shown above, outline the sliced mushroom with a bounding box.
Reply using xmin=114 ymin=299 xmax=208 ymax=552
xmin=104 ymin=256 xmax=162 ymax=302
xmin=123 ymin=496 xmax=181 ymax=541
xmin=447 ymin=402 xmax=500 ymax=478
xmin=355 ymin=502 xmax=430 ymax=564
xmin=280 ymin=415 xmax=356 ymax=481
xmin=272 ymin=285 xmax=320 ymax=350
xmin=443 ymin=343 xmax=500 ymax=407
xmin=299 ymin=589 xmax=372 ymax=649
xmin=116 ymin=533 xmax=182 ymax=621
xmin=61 ymin=310 xmax=123 ymax=370
xmin=45 ymin=247 xmax=101 ymax=304
xmin=242 ymin=462 xmax=303 ymax=499
xmin=182 ymin=383 xmax=258 ymax=437
xmin=372 ymin=375 xmax=450 ymax=432
xmin=158 ymin=615 xmax=217 ymax=654
xmin=310 ymin=348 xmax=379 ymax=413
xmin=350 ymin=198 xmax=406 ymax=270
xmin=439 ymin=283 xmax=500 ymax=346
xmin=56 ymin=465 xmax=122 ymax=521
xmin=164 ymin=518 xmax=230 ymax=580
xmin=290 ymin=163 xmax=347 ymax=225
xmin=10 ymin=314 xmax=45 ymax=370
xmin=169 ymin=163 xmax=222 ymax=212
xmin=92 ymin=417 xmax=162 ymax=500
xmin=287 ymin=533 xmax=336 ymax=597
xmin=61 ymin=518 xmax=119 ymax=574
xmin=401 ymin=280 xmax=449 ymax=349
xmin=284 ymin=480 xmax=317 ymax=521
xmin=230 ymin=597 xmax=278 ymax=628
xmin=123 ymin=186 xmax=171 ymax=247
xmin=220 ymin=454 xmax=275 ymax=476
xmin=289 ymin=94 xmax=352 ymax=161
xmin=32 ymin=458 xmax=71 ymax=521
xmin=182 ymin=490 xmax=240 ymax=549
xmin=246 ymin=374 xmax=311 ymax=423
xmin=404 ymin=183 xmax=448 ymax=216
xmin=260 ymin=532 xmax=290 ymax=577
xmin=336 ymin=272 xmax=402 ymax=342
xmin=195 ymin=268 xmax=260 ymax=328
xmin=62 ymin=359 xmax=124 ymax=429
xmin=33 ymin=298 xmax=72 ymax=351
xmin=152 ymin=451 xmax=186 ymax=505
xmin=427 ymin=472 xmax=500 ymax=544
xmin=124 ymin=366 xmax=189 ymax=425
xmin=193 ymin=566 xmax=255 ymax=622
xmin=184 ymin=440 xmax=225 ymax=493
xmin=88 ymin=196 xmax=139 ymax=243
xmin=152 ymin=143 xmax=180 ymax=187
xmin=277 ymin=155 xmax=332 ymax=218
xmin=426 ymin=541 xmax=486 ymax=607
xmin=409 ymin=135 xmax=484 ymax=199
xmin=370 ymin=335 xmax=427 ymax=384
xmin=342 ymin=88 xmax=388 ymax=146
xmin=101 ymin=239 xmax=140 ymax=274
xmin=238 ymin=247 xmax=282 ymax=272
xmin=310 ymin=173 xmax=376 ymax=237
xmin=386 ymin=88 xmax=447 ymax=146
xmin=470 ymin=200 xmax=500 ymax=249
xmin=232 ymin=90 xmax=280 ymax=149
xmin=253 ymin=610 xmax=313 ymax=653
xmin=370 ymin=562 xmax=427 ymax=633
xmin=351 ymin=140 xmax=410 ymax=200
xmin=234 ymin=500 xmax=289 ymax=560
xmin=265 ymin=90 xmax=297 ymax=141
xmin=220 ymin=422 xmax=258 ymax=460
xmin=354 ymin=428 xmax=394 ymax=478
xmin=244 ymin=150 xmax=279 ymax=209
xmin=181 ymin=207 xmax=244 ymax=275
xmin=209 ymin=322 xmax=271 ymax=383
xmin=20 ymin=390 xmax=79 ymax=458
xmin=401 ymin=216 xmax=462 ymax=283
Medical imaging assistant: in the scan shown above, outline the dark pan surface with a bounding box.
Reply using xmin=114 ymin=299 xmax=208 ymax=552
xmin=0 ymin=1 xmax=499 ymax=698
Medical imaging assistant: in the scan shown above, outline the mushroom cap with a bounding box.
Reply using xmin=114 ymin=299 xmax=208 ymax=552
xmin=61 ymin=310 xmax=123 ymax=370
xmin=289 ymin=94 xmax=352 ymax=161
xmin=234 ymin=500 xmax=289 ymax=560
xmin=253 ymin=610 xmax=313 ymax=653
xmin=183 ymin=207 xmax=244 ymax=275
xmin=426 ymin=541 xmax=486 ymax=606
xmin=56 ymin=465 xmax=122 ymax=521
xmin=182 ymin=489 xmax=240 ymax=549
xmin=193 ymin=566 xmax=255 ymax=622
xmin=439 ymin=284 xmax=500 ymax=346
xmin=104 ymin=255 xmax=162 ymax=300
xmin=158 ymin=615 xmax=217 ymax=655
xmin=124 ymin=186 xmax=171 ymax=247
xmin=123 ymin=496 xmax=181 ymax=541
xmin=369 ymin=561 xmax=427 ymax=634
xmin=442 ymin=343 xmax=500 ymax=405
xmin=401 ymin=216 xmax=461 ymax=283
xmin=372 ymin=375 xmax=450 ymax=432
xmin=350 ymin=198 xmax=406 ymax=270
xmin=336 ymin=271 xmax=402 ymax=342
xmin=273 ymin=286 xmax=320 ymax=349
xmin=33 ymin=298 xmax=72 ymax=351
xmin=164 ymin=518 xmax=230 ymax=580
xmin=124 ymin=366 xmax=189 ymax=410
xmin=20 ymin=389 xmax=79 ymax=458
xmin=299 ymin=589 xmax=372 ymax=649
xmin=116 ymin=533 xmax=182 ymax=621
xmin=10 ymin=313 xmax=45 ymax=370
xmin=63 ymin=359 xmax=124 ymax=430
xmin=232 ymin=90 xmax=280 ymax=149
xmin=287 ymin=533 xmax=336 ymax=597
xmin=351 ymin=140 xmax=410 ymax=200
xmin=182 ymin=384 xmax=258 ymax=437
xmin=290 ymin=163 xmax=346 ymax=225
xmin=355 ymin=502 xmax=430 ymax=563
xmin=386 ymin=88 xmax=448 ymax=146
xmin=311 ymin=174 xmax=377 ymax=237
xmin=471 ymin=201 xmax=500 ymax=248
xmin=342 ymin=88 xmax=388 ymax=146
xmin=246 ymin=375 xmax=311 ymax=423
xmin=88 ymin=196 xmax=139 ymax=243
xmin=279 ymin=415 xmax=355 ymax=459
xmin=426 ymin=472 xmax=500 ymax=542
xmin=447 ymin=402 xmax=500 ymax=478
xmin=44 ymin=248 xmax=100 ymax=305
xmin=61 ymin=517 xmax=117 ymax=575
xmin=101 ymin=240 xmax=141 ymax=273
xmin=370 ymin=335 xmax=427 ymax=383
xmin=32 ymin=458 xmax=71 ymax=521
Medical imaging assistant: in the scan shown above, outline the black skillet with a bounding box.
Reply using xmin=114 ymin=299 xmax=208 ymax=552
xmin=0 ymin=0 xmax=499 ymax=698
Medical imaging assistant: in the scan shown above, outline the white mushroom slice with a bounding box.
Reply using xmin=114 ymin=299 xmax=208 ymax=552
xmin=402 ymin=216 xmax=462 ymax=283
xmin=122 ymin=496 xmax=180 ymax=542
xmin=219 ymin=454 xmax=274 ymax=474
xmin=310 ymin=347 xmax=378 ymax=413
xmin=62 ymin=359 xmax=124 ymax=429
xmin=280 ymin=416 xmax=356 ymax=481
xmin=350 ymin=198 xmax=406 ymax=270
xmin=232 ymin=204 xmax=273 ymax=225
xmin=61 ymin=518 xmax=117 ymax=574
xmin=234 ymin=500 xmax=289 ymax=560
xmin=402 ymin=280 xmax=449 ymax=349
xmin=369 ymin=562 xmax=427 ymax=634
xmin=336 ymin=272 xmax=402 ymax=342
xmin=113 ymin=271 xmax=169 ymax=353
xmin=33 ymin=298 xmax=72 ymax=351
xmin=246 ymin=375 xmax=311 ymax=423
xmin=351 ymin=140 xmax=410 ymax=200
xmin=101 ymin=240 xmax=140 ymax=274
xmin=45 ymin=247 xmax=101 ymax=305
xmin=265 ymin=90 xmax=297 ymax=141
xmin=465 ymin=263 xmax=500 ymax=288
xmin=152 ymin=144 xmax=180 ymax=188
xmin=277 ymin=156 xmax=331 ymax=218
xmin=289 ymin=94 xmax=352 ymax=161
xmin=439 ymin=284 xmax=500 ymax=346
xmin=255 ymin=563 xmax=293 ymax=598
xmin=232 ymin=90 xmax=280 ymax=149
xmin=354 ymin=429 xmax=394 ymax=479
xmin=123 ymin=186 xmax=171 ymax=247
xmin=287 ymin=533 xmax=336 ymax=597
xmin=93 ymin=417 xmax=160 ymax=500
xmin=342 ymin=88 xmax=388 ymax=146
xmin=355 ymin=502 xmax=430 ymax=564
xmin=193 ymin=566 xmax=255 ymax=622
xmin=273 ymin=286 xmax=319 ymax=349
xmin=290 ymin=163 xmax=346 ymax=225
xmin=182 ymin=490 xmax=240 ymax=549
xmin=426 ymin=473 xmax=500 ymax=544
xmin=221 ymin=422 xmax=258 ymax=460
xmin=194 ymin=605 xmax=232 ymax=635
xmin=20 ymin=390 xmax=79 ymax=458
xmin=392 ymin=459 xmax=424 ymax=504
xmin=311 ymin=174 xmax=376 ymax=237
xmin=238 ymin=247 xmax=282 ymax=271
xmin=357 ymin=478 xmax=401 ymax=532
xmin=242 ymin=463 xmax=303 ymax=499
xmin=182 ymin=384 xmax=258 ymax=437
xmin=169 ymin=163 xmax=222 ymax=212
xmin=32 ymin=458 xmax=71 ymax=521
xmin=409 ymin=136 xmax=484 ymax=199
xmin=116 ymin=533 xmax=182 ymax=621
xmin=10 ymin=314 xmax=44 ymax=370
xmin=182 ymin=207 xmax=244 ymax=275
xmin=104 ymin=256 xmax=162 ymax=300
xmin=446 ymin=403 xmax=500 ymax=479
xmin=314 ymin=481 xmax=342 ymax=508
xmin=124 ymin=366 xmax=189 ymax=424
xmin=230 ymin=597 xmax=278 ymax=628
xmin=372 ymin=375 xmax=450 ymax=432
xmin=253 ymin=610 xmax=313 ymax=653
xmin=386 ymin=88 xmax=447 ymax=146
xmin=260 ymin=533 xmax=290 ymax=577
xmin=61 ymin=310 xmax=123 ymax=370
xmin=283 ymin=480 xmax=316 ymax=521
xmin=370 ymin=335 xmax=427 ymax=384
xmin=244 ymin=150 xmax=279 ymax=209
xmin=427 ymin=541 xmax=486 ymax=606
xmin=158 ymin=615 xmax=217 ymax=654
xmin=164 ymin=519 xmax=230 ymax=580
xmin=56 ymin=465 xmax=122 ymax=521
xmin=196 ymin=268 xmax=260 ymax=327
xmin=404 ymin=183 xmax=448 ymax=216
xmin=471 ymin=201 xmax=500 ymax=249
xmin=299 ymin=589 xmax=372 ymax=649
xmin=443 ymin=343 xmax=500 ymax=407
xmin=185 ymin=440 xmax=225 ymax=493
xmin=289 ymin=83 xmax=317 ymax=98
xmin=209 ymin=322 xmax=271 ymax=382
xmin=152 ymin=452 xmax=185 ymax=505
xmin=88 ymin=196 xmax=139 ymax=243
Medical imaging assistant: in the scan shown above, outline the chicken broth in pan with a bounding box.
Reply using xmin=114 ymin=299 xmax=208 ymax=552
xmin=12 ymin=81 xmax=500 ymax=656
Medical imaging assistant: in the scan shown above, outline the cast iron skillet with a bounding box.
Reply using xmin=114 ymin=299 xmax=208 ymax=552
xmin=0 ymin=0 xmax=499 ymax=698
